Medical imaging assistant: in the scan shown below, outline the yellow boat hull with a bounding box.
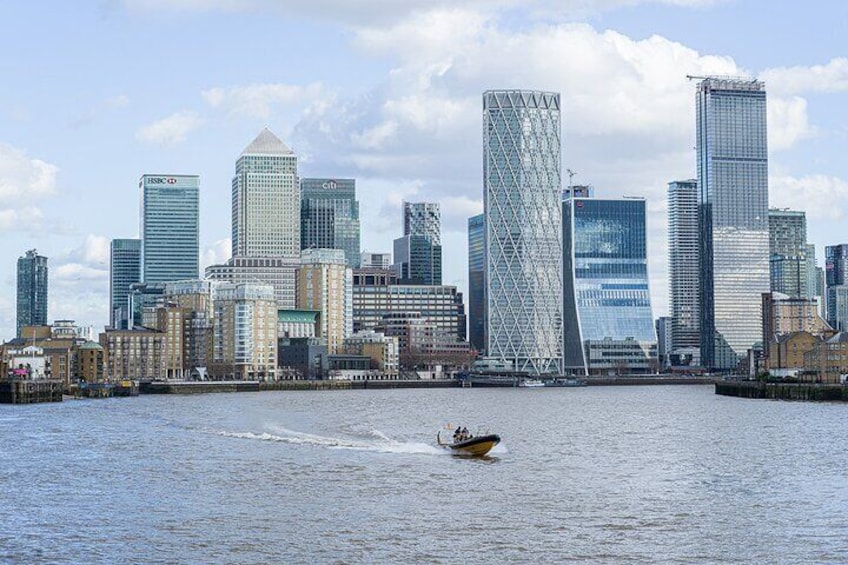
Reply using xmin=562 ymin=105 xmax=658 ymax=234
xmin=439 ymin=434 xmax=501 ymax=456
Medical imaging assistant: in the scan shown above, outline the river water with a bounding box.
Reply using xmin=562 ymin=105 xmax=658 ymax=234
xmin=1 ymin=385 xmax=846 ymax=564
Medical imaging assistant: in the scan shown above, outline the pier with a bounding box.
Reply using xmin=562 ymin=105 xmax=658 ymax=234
xmin=715 ymin=380 xmax=848 ymax=402
xmin=0 ymin=379 xmax=63 ymax=404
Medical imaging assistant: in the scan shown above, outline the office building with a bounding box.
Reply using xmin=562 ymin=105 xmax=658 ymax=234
xmin=140 ymin=174 xmax=199 ymax=284
xmin=301 ymin=178 xmax=360 ymax=268
xmin=667 ymin=179 xmax=700 ymax=353
xmin=297 ymin=249 xmax=353 ymax=354
xmin=403 ymin=202 xmax=441 ymax=243
xmin=562 ymin=195 xmax=657 ymax=374
xmin=393 ymin=201 xmax=441 ymax=285
xmin=468 ymin=213 xmax=485 ymax=354
xmin=769 ymin=209 xmax=808 ymax=298
xmin=232 ymin=128 xmax=299 ymax=258
xmin=16 ymin=249 xmax=48 ymax=337
xmin=484 ymin=89 xmax=563 ymax=375
xmin=110 ymin=239 xmax=141 ymax=329
xmin=825 ymin=244 xmax=848 ymax=329
xmin=696 ymin=77 xmax=770 ymax=369
xmin=205 ymin=256 xmax=299 ymax=309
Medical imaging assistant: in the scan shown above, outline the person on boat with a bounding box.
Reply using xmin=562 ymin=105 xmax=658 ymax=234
xmin=461 ymin=427 xmax=470 ymax=441
xmin=453 ymin=426 xmax=462 ymax=442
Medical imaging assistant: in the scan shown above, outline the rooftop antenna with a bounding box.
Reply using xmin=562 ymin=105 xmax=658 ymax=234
xmin=566 ymin=169 xmax=577 ymax=189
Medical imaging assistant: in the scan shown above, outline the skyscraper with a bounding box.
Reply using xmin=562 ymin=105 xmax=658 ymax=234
xmin=668 ymin=179 xmax=700 ymax=355
xmin=301 ymin=178 xmax=361 ymax=268
xmin=696 ymin=77 xmax=770 ymax=370
xmin=825 ymin=244 xmax=848 ymax=329
xmin=769 ymin=209 xmax=808 ymax=298
xmin=110 ymin=238 xmax=141 ymax=329
xmin=393 ymin=202 xmax=442 ymax=285
xmin=16 ymin=249 xmax=48 ymax=336
xmin=140 ymin=174 xmax=199 ymax=284
xmin=562 ymin=195 xmax=657 ymax=374
xmin=483 ymin=89 xmax=563 ymax=375
xmin=467 ymin=213 xmax=485 ymax=354
xmin=232 ymin=128 xmax=299 ymax=258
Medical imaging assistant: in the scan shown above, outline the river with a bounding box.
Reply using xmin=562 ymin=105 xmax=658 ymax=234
xmin=1 ymin=385 xmax=846 ymax=564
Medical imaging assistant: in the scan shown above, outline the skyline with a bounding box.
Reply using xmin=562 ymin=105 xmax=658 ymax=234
xmin=1 ymin=1 xmax=847 ymax=339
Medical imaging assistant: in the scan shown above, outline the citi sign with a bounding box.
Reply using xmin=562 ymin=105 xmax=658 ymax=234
xmin=147 ymin=177 xmax=178 ymax=185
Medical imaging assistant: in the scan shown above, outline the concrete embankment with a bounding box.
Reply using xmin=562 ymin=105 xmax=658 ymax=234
xmin=715 ymin=380 xmax=848 ymax=402
xmin=0 ymin=379 xmax=64 ymax=404
xmin=141 ymin=379 xmax=462 ymax=394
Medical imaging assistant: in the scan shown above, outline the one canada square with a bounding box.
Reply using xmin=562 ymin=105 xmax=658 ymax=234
xmin=696 ymin=77 xmax=770 ymax=369
xmin=483 ymin=90 xmax=563 ymax=375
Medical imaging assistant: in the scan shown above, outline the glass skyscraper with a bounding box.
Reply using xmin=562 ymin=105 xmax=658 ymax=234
xmin=110 ymin=238 xmax=141 ymax=329
xmin=825 ymin=244 xmax=848 ymax=329
xmin=300 ymin=178 xmax=361 ymax=268
xmin=16 ymin=249 xmax=48 ymax=336
xmin=483 ymin=90 xmax=563 ymax=375
xmin=562 ymin=196 xmax=657 ymax=374
xmin=768 ymin=209 xmax=808 ymax=298
xmin=696 ymin=77 xmax=770 ymax=370
xmin=140 ymin=174 xmax=199 ymax=284
xmin=668 ymin=179 xmax=700 ymax=354
xmin=232 ymin=128 xmax=299 ymax=258
xmin=393 ymin=201 xmax=442 ymax=285
xmin=467 ymin=213 xmax=485 ymax=354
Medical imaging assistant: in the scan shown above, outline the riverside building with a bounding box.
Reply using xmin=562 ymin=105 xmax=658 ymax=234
xmin=695 ymin=77 xmax=770 ymax=370
xmin=297 ymin=249 xmax=353 ymax=355
xmin=16 ymin=249 xmax=48 ymax=337
xmin=562 ymin=194 xmax=657 ymax=375
xmin=667 ymin=180 xmax=700 ymax=356
xmin=483 ymin=89 xmax=563 ymax=375
xmin=769 ymin=209 xmax=809 ymax=299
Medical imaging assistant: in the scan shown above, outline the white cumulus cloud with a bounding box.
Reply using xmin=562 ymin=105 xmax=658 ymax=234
xmin=137 ymin=110 xmax=204 ymax=146
xmin=202 ymin=83 xmax=326 ymax=119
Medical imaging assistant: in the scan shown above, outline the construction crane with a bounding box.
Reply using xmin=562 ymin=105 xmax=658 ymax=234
xmin=566 ymin=168 xmax=577 ymax=189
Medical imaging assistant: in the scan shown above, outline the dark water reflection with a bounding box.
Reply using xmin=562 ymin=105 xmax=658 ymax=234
xmin=1 ymin=385 xmax=846 ymax=563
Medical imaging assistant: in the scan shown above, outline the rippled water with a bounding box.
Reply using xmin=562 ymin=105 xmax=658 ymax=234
xmin=1 ymin=385 xmax=846 ymax=564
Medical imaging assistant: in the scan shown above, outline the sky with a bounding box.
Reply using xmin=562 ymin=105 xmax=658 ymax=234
xmin=0 ymin=0 xmax=846 ymax=341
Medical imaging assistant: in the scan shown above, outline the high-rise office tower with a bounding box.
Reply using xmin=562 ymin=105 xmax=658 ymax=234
xmin=403 ymin=202 xmax=441 ymax=244
xmin=562 ymin=194 xmax=657 ymax=374
xmin=301 ymin=178 xmax=360 ymax=268
xmin=110 ymin=239 xmax=141 ymax=329
xmin=393 ymin=202 xmax=442 ymax=285
xmin=769 ymin=209 xmax=808 ymax=298
xmin=467 ymin=213 xmax=485 ymax=354
xmin=140 ymin=174 xmax=199 ymax=284
xmin=483 ymin=89 xmax=563 ymax=375
xmin=16 ymin=249 xmax=48 ymax=336
xmin=667 ymin=179 xmax=700 ymax=354
xmin=360 ymin=252 xmax=391 ymax=269
xmin=232 ymin=128 xmax=299 ymax=258
xmin=825 ymin=244 xmax=848 ymax=329
xmin=696 ymin=77 xmax=770 ymax=370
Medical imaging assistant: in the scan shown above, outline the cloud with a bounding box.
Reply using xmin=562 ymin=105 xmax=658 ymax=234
xmin=0 ymin=144 xmax=58 ymax=203
xmin=768 ymin=96 xmax=815 ymax=151
xmin=136 ymin=110 xmax=204 ymax=146
xmin=69 ymin=94 xmax=130 ymax=129
xmin=769 ymin=174 xmax=848 ymax=221
xmin=201 ymin=238 xmax=232 ymax=269
xmin=0 ymin=206 xmax=46 ymax=233
xmin=202 ymin=83 xmax=326 ymax=119
xmin=761 ymin=57 xmax=848 ymax=96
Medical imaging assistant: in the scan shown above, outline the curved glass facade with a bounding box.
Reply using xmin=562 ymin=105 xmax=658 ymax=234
xmin=696 ymin=77 xmax=770 ymax=369
xmin=563 ymin=197 xmax=656 ymax=374
xmin=483 ymin=90 xmax=563 ymax=375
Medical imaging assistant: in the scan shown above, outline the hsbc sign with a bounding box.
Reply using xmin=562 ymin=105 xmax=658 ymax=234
xmin=147 ymin=177 xmax=178 ymax=185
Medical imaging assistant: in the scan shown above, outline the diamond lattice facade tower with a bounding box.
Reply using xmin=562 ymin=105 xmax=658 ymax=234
xmin=16 ymin=249 xmax=48 ymax=336
xmin=696 ymin=77 xmax=770 ymax=370
xmin=483 ymin=90 xmax=563 ymax=375
xmin=232 ymin=128 xmax=300 ymax=258
xmin=667 ymin=179 xmax=700 ymax=354
xmin=301 ymin=178 xmax=360 ymax=268
xmin=140 ymin=174 xmax=199 ymax=284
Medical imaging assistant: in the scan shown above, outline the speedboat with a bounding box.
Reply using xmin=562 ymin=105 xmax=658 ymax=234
xmin=518 ymin=378 xmax=545 ymax=388
xmin=437 ymin=430 xmax=501 ymax=456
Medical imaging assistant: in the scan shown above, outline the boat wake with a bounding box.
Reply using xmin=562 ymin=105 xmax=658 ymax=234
xmin=208 ymin=426 xmax=445 ymax=456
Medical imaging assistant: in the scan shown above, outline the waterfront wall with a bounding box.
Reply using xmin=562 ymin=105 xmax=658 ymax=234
xmin=715 ymin=380 xmax=848 ymax=402
xmin=0 ymin=379 xmax=63 ymax=404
